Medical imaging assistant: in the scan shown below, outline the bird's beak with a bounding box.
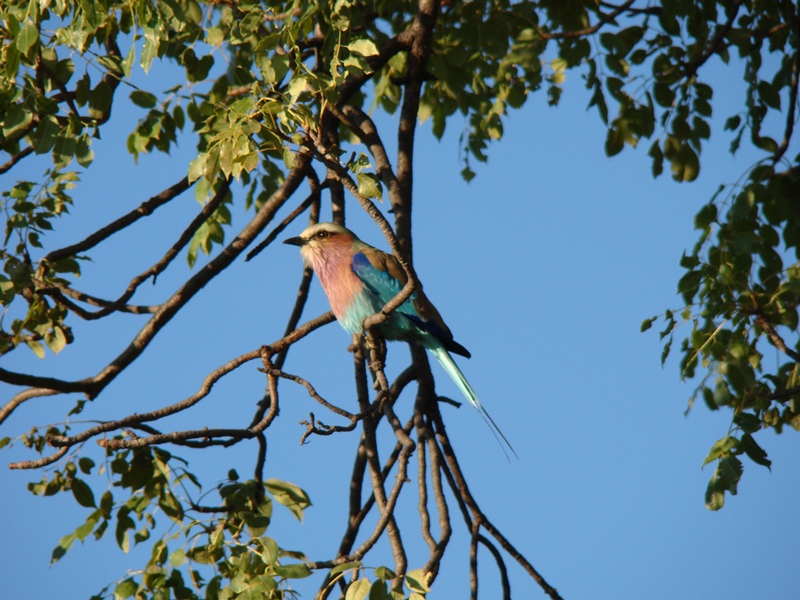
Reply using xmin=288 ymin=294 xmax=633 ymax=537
xmin=283 ymin=236 xmax=306 ymax=247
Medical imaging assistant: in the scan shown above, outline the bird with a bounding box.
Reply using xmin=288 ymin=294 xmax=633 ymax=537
xmin=284 ymin=222 xmax=515 ymax=457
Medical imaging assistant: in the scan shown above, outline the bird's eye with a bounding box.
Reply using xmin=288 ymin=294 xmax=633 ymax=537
xmin=316 ymin=231 xmax=329 ymax=239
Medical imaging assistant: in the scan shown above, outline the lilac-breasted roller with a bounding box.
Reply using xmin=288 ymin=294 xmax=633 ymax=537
xmin=284 ymin=222 xmax=514 ymax=455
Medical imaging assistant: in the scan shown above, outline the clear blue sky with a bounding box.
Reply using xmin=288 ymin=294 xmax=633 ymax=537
xmin=1 ymin=51 xmax=798 ymax=599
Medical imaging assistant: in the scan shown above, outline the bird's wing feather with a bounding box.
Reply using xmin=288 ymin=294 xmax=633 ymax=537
xmin=351 ymin=249 xmax=470 ymax=358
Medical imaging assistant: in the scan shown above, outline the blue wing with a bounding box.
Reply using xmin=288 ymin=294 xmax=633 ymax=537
xmin=351 ymin=252 xmax=470 ymax=357
xmin=351 ymin=251 xmax=412 ymax=310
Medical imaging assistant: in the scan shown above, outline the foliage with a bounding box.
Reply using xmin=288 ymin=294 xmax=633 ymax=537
xmin=2 ymin=0 xmax=800 ymax=598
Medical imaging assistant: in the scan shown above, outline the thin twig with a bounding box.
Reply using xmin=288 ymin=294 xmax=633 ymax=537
xmin=43 ymin=176 xmax=192 ymax=263
xmin=0 ymin=146 xmax=35 ymax=175
xmin=245 ymin=179 xmax=325 ymax=262
xmin=42 ymin=178 xmax=232 ymax=320
xmin=755 ymin=313 xmax=800 ymax=362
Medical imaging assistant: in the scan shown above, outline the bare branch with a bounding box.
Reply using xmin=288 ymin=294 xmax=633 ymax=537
xmin=42 ymin=178 xmax=232 ymax=320
xmin=265 ymin=367 xmax=357 ymax=422
xmin=9 ymin=446 xmax=67 ymax=470
xmin=47 ymin=348 xmax=262 ymax=448
xmin=0 ymin=388 xmax=60 ymax=426
xmin=100 ymin=356 xmax=283 ymax=450
xmin=0 ymin=146 xmax=34 ymax=175
xmin=470 ymin=518 xmax=480 ymax=600
xmin=417 ymin=410 xmax=436 ymax=554
xmin=433 ymin=409 xmax=564 ymax=600
xmin=37 ymin=284 xmax=159 ymax=316
xmin=421 ymin=409 xmax=452 ymax=580
xmin=393 ymin=0 xmax=441 ymax=253
xmin=245 ymin=176 xmax=324 ymax=262
xmin=43 ymin=176 xmax=192 ymax=263
xmin=478 ymin=533 xmax=512 ymax=600
xmin=755 ymin=313 xmax=800 ymax=363
xmin=330 ymin=105 xmax=401 ymax=206
xmin=42 ymin=310 xmax=334 ymax=454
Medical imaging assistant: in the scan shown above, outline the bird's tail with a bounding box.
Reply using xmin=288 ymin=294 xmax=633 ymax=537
xmin=429 ymin=346 xmax=517 ymax=460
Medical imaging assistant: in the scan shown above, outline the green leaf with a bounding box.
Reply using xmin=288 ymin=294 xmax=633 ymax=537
xmin=158 ymin=489 xmax=184 ymax=522
xmin=16 ymin=20 xmax=39 ymax=54
xmin=369 ymin=580 xmax=389 ymax=600
xmin=88 ymin=81 xmax=113 ymax=120
xmin=605 ymin=123 xmax=625 ymax=156
xmin=704 ymin=454 xmax=744 ymax=510
xmin=702 ymin=436 xmax=738 ymax=467
xmin=75 ymin=135 xmax=94 ymax=167
xmin=141 ymin=27 xmax=160 ymax=73
xmin=187 ymin=155 xmax=205 ymax=184
xmin=757 ymin=80 xmax=781 ymax=110
xmin=356 ymin=172 xmax=383 ymax=201
xmin=186 ymin=544 xmax=217 ymax=565
xmin=330 ymin=561 xmax=362 ymax=576
xmin=694 ymin=203 xmax=717 ymax=229
xmin=99 ymin=490 xmax=113 ymax=517
xmin=733 ymin=412 xmax=761 ymax=434
xmin=640 ymin=317 xmax=656 ymax=332
xmin=677 ymin=270 xmax=703 ymax=304
xmin=671 ymin=144 xmax=700 ymax=182
xmin=3 ymin=105 xmax=33 ymax=139
xmin=724 ymin=115 xmax=741 ymax=131
xmin=169 ymin=548 xmax=186 ymax=567
xmin=75 ymin=511 xmax=101 ymax=541
xmin=114 ymin=578 xmax=139 ymax=599
xmin=346 ymin=578 xmax=372 ymax=600
xmin=404 ymin=570 xmax=430 ymax=594
xmin=32 ymin=116 xmax=61 ymax=154
xmin=261 ymin=536 xmax=279 ymax=566
xmin=26 ymin=339 xmax=45 ymax=359
xmin=121 ymin=43 xmax=135 ymax=78
xmin=265 ymin=479 xmax=311 ymax=521
xmin=374 ymin=566 xmax=396 ymax=581
xmin=51 ymin=533 xmax=76 ymax=564
xmin=78 ymin=457 xmax=95 ymax=474
xmin=45 ymin=326 xmax=68 ymax=354
xmin=274 ymin=563 xmax=312 ymax=579
xmin=740 ymin=433 xmax=771 ymax=469
xmin=130 ymin=91 xmax=157 ymax=109
xmin=648 ymin=140 xmax=663 ymax=177
xmin=348 ymin=38 xmax=379 ymax=57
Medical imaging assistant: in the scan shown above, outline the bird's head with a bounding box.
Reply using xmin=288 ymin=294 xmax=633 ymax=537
xmin=283 ymin=222 xmax=359 ymax=264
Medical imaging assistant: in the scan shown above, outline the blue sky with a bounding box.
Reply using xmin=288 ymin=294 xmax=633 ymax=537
xmin=1 ymin=48 xmax=799 ymax=599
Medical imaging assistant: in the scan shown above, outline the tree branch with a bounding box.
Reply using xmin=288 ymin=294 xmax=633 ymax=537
xmin=540 ymin=0 xmax=635 ymax=40
xmin=41 ymin=178 xmax=232 ymax=320
xmin=395 ymin=0 xmax=440 ymax=253
xmin=432 ymin=406 xmax=564 ymax=600
xmin=772 ymin=14 xmax=800 ymax=165
xmin=682 ymin=0 xmax=744 ymax=81
xmin=43 ymin=176 xmax=192 ymax=263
